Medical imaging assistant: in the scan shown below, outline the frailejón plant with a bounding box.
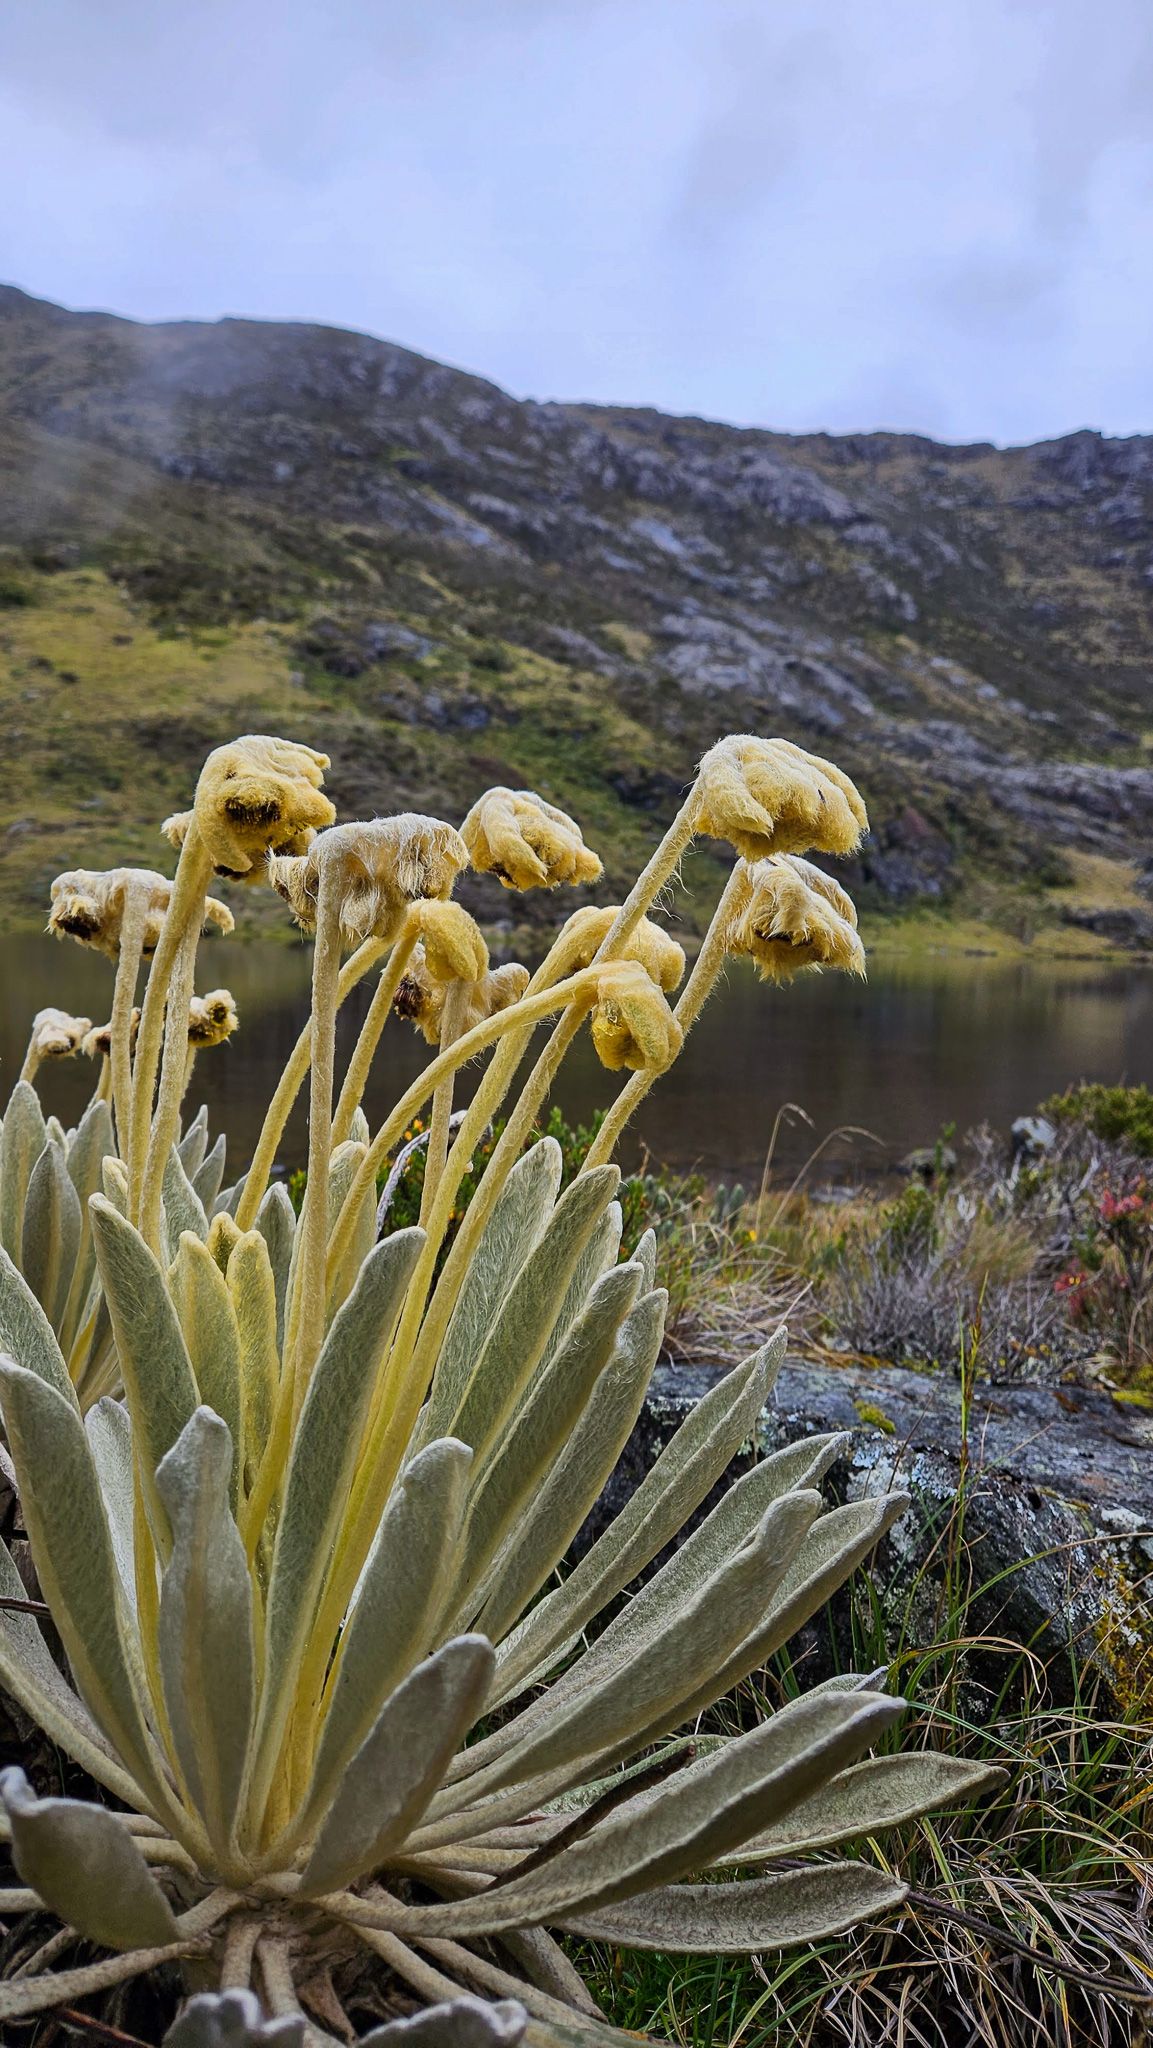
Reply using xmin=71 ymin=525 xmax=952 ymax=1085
xmin=0 ymin=732 xmax=1000 ymax=2045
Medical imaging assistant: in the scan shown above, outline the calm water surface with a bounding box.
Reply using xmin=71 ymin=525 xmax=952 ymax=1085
xmin=2 ymin=936 xmax=1151 ymax=1185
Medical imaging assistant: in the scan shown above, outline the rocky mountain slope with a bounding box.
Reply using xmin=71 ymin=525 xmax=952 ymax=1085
xmin=1 ymin=282 xmax=1150 ymax=945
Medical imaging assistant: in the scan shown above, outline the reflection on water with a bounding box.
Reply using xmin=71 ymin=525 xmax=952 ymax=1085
xmin=2 ymin=934 xmax=1151 ymax=1185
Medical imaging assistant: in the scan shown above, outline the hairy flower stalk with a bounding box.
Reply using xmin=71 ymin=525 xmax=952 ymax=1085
xmin=234 ymin=937 xmax=390 ymax=1233
xmin=368 ymin=974 xmax=599 ymax=1557
xmin=458 ymin=937 xmax=675 ymax=1285
xmin=304 ymin=962 xmax=672 ymax=1690
xmin=421 ymin=979 xmax=475 ymax=1224
xmin=107 ymin=877 xmax=152 ymax=1175
xmin=329 ymin=912 xmax=683 ymax=1570
xmin=328 ymin=928 xmax=421 ymax=1149
xmin=316 ymin=845 xmax=609 ymax=1508
xmin=368 ymin=847 xmax=612 ymax=1413
xmin=0 ymin=728 xmax=1006 ymax=2044
xmin=406 ymin=905 xmax=493 ymax=1222
xmin=323 ymin=968 xmax=619 ymax=1332
xmin=49 ymin=866 xmax=232 ymax=1175
xmin=139 ymin=920 xmax=202 ymax=1250
xmin=324 ymin=963 xmax=641 ymax=1309
xmin=277 ymin=819 xmax=470 ymax=1396
xmin=389 ymin=946 xmax=533 ymax=1226
xmin=83 ymin=1040 xmax=115 ymax=1105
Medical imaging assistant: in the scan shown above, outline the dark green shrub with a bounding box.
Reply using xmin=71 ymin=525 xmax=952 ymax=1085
xmin=1042 ymin=1083 xmax=1153 ymax=1157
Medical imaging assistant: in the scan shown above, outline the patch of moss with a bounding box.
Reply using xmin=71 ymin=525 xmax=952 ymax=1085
xmin=600 ymin=621 xmax=652 ymax=661
xmin=853 ymin=1400 xmax=897 ymax=1434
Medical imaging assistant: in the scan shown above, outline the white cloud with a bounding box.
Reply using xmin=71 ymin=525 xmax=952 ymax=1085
xmin=0 ymin=0 xmax=1151 ymax=442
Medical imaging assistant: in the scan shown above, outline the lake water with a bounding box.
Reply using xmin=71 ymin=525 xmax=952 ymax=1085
xmin=3 ymin=934 xmax=1151 ymax=1187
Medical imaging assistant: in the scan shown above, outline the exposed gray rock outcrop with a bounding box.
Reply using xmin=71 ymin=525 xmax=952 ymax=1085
xmin=578 ymin=1359 xmax=1153 ymax=1693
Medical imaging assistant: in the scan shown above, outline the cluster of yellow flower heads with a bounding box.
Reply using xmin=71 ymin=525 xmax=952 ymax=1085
xmin=162 ymin=735 xmax=334 ymax=880
xmin=185 ymin=989 xmax=239 ymax=1049
xmin=48 ymin=867 xmax=233 ymax=958
xmin=728 ymin=855 xmax=866 ymax=985
xmin=268 ymin=816 xmax=470 ymax=946
xmin=24 ymin=1008 xmax=91 ymax=1064
xmin=694 ymin=734 xmax=867 ymax=861
xmin=392 ymin=897 xmax=530 ymax=1046
xmin=461 ymin=786 xmax=604 ymax=891
xmin=44 ymin=728 xmax=870 ymax=1091
xmin=395 ymin=954 xmax=532 ymax=1048
xmin=590 ymin=959 xmax=685 ymax=1072
xmin=552 ymin=905 xmax=686 ymax=994
xmin=82 ymin=1010 xmax=141 ymax=1062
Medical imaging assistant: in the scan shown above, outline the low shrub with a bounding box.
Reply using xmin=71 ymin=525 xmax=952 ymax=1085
xmin=1043 ymin=1082 xmax=1153 ymax=1158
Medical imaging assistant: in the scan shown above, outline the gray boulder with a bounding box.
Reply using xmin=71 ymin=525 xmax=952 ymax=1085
xmin=577 ymin=1359 xmax=1153 ymax=1695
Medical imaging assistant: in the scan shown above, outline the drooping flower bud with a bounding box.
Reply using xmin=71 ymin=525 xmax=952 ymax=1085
xmin=727 ymin=856 xmax=866 ymax=984
xmin=394 ymin=950 xmax=530 ymax=1047
xmin=268 ymin=816 xmax=469 ymax=947
xmin=174 ymin=734 xmax=335 ymax=881
xmin=25 ymin=1008 xmax=91 ymax=1064
xmin=552 ymin=904 xmax=686 ymax=993
xmin=461 ymin=786 xmax=603 ymax=891
xmin=590 ymin=959 xmax=683 ymax=1073
xmin=48 ymin=867 xmax=234 ymax=959
xmin=694 ymin=736 xmax=868 ymax=860
xmin=186 ymin=989 xmax=239 ymax=1048
xmin=415 ymin=900 xmax=489 ymax=984
xmin=82 ymin=1010 xmax=141 ymax=1061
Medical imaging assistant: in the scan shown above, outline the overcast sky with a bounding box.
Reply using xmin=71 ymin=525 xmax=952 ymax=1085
xmin=1 ymin=0 xmax=1151 ymax=446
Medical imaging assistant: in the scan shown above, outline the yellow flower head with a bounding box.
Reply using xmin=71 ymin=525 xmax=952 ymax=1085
xmin=590 ymin=959 xmax=683 ymax=1074
xmin=186 ymin=988 xmax=239 ymax=1048
xmin=727 ymin=855 xmax=866 ymax=984
xmin=173 ymin=734 xmax=335 ymax=881
xmin=461 ymin=786 xmax=603 ymax=891
xmin=268 ymin=815 xmax=469 ymax=946
xmin=82 ymin=1010 xmax=141 ymax=1061
xmin=415 ymin=899 xmax=489 ymax=984
xmin=394 ymin=950 xmax=530 ymax=1046
xmin=694 ymin=735 xmax=868 ymax=860
xmin=553 ymin=904 xmax=686 ymax=993
xmin=26 ymin=1008 xmax=92 ymax=1063
xmin=48 ymin=867 xmax=234 ymax=959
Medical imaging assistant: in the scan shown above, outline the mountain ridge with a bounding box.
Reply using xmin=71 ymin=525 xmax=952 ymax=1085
xmin=0 ymin=283 xmax=1150 ymax=949
xmin=3 ymin=281 xmax=1144 ymax=458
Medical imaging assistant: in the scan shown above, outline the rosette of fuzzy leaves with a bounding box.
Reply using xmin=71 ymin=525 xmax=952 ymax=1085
xmin=0 ymin=1136 xmax=998 ymax=2040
